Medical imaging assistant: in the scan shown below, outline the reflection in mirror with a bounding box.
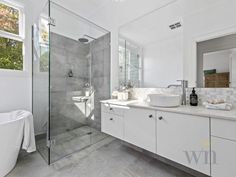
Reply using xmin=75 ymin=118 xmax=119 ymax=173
xmin=118 ymin=1 xmax=183 ymax=88
xmin=197 ymin=33 xmax=236 ymax=88
xmin=118 ymin=37 xmax=142 ymax=88
xmin=203 ymin=49 xmax=236 ymax=88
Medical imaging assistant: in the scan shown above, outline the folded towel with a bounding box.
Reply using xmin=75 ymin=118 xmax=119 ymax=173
xmin=203 ymin=102 xmax=233 ymax=111
xmin=17 ymin=110 xmax=36 ymax=153
xmin=207 ymin=98 xmax=225 ymax=104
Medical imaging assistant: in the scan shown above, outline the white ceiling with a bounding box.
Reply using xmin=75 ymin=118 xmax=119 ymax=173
xmin=119 ymin=0 xmax=183 ymax=46
xmin=52 ymin=0 xmax=178 ymax=29
xmin=53 ymin=0 xmax=110 ymax=19
xmin=41 ymin=0 xmax=180 ymax=42
xmin=118 ymin=0 xmax=224 ymax=46
xmin=49 ymin=1 xmax=108 ymax=42
xmin=19 ymin=0 xmax=224 ymax=42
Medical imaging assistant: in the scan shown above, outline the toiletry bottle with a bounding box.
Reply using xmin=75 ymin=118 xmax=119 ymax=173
xmin=190 ymin=88 xmax=198 ymax=106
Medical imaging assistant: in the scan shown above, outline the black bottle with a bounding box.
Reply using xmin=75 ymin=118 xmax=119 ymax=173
xmin=190 ymin=88 xmax=198 ymax=106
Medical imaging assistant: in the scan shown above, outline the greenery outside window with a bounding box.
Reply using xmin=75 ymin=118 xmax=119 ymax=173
xmin=39 ymin=18 xmax=49 ymax=72
xmin=0 ymin=1 xmax=24 ymax=71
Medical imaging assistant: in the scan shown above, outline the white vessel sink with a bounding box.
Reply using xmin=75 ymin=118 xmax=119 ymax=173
xmin=147 ymin=94 xmax=181 ymax=107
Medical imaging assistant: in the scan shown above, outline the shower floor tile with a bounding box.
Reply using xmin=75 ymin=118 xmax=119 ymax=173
xmin=36 ymin=126 xmax=108 ymax=163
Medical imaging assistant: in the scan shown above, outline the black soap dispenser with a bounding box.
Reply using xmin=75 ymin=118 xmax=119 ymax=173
xmin=190 ymin=88 xmax=198 ymax=106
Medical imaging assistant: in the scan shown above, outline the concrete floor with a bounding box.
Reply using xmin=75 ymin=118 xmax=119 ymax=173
xmin=7 ymin=140 xmax=195 ymax=177
xmin=37 ymin=126 xmax=108 ymax=163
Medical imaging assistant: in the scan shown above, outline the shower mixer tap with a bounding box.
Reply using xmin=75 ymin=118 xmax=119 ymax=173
xmin=68 ymin=69 xmax=73 ymax=77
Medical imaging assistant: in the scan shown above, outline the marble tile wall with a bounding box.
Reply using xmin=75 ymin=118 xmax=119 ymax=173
xmin=186 ymin=88 xmax=236 ymax=105
xmin=130 ymin=88 xmax=182 ymax=101
xmin=131 ymin=88 xmax=236 ymax=105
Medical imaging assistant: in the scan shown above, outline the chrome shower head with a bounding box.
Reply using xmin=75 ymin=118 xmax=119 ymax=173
xmin=78 ymin=34 xmax=96 ymax=43
xmin=78 ymin=38 xmax=89 ymax=43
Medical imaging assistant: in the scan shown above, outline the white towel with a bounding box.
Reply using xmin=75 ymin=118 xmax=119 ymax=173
xmin=17 ymin=110 xmax=36 ymax=153
xmin=203 ymin=102 xmax=233 ymax=111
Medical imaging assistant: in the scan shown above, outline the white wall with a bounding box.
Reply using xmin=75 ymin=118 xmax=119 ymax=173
xmin=203 ymin=50 xmax=230 ymax=73
xmin=0 ymin=73 xmax=31 ymax=112
xmin=183 ymin=0 xmax=236 ymax=86
xmin=143 ymin=34 xmax=183 ymax=87
xmin=0 ymin=0 xmax=34 ymax=112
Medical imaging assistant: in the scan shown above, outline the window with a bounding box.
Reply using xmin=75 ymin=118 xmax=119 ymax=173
xmin=39 ymin=18 xmax=49 ymax=72
xmin=0 ymin=1 xmax=24 ymax=70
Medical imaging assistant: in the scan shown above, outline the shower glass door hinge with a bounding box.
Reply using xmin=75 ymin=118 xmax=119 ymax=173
xmin=47 ymin=139 xmax=56 ymax=148
xmin=48 ymin=17 xmax=56 ymax=26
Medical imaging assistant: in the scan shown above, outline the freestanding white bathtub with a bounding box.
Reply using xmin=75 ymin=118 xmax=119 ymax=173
xmin=0 ymin=110 xmax=35 ymax=177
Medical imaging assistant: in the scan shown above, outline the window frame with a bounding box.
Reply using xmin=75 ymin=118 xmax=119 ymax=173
xmin=0 ymin=0 xmax=25 ymax=72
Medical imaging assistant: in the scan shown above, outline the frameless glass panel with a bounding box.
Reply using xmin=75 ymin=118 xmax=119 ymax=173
xmin=33 ymin=1 xmax=111 ymax=164
xmin=49 ymin=1 xmax=110 ymax=163
xmin=32 ymin=2 xmax=50 ymax=164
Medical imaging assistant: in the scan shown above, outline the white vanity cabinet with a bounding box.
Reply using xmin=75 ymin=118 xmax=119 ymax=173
xmin=124 ymin=108 xmax=156 ymax=153
xmin=101 ymin=103 xmax=128 ymax=139
xmin=101 ymin=101 xmax=236 ymax=176
xmin=102 ymin=112 xmax=124 ymax=139
xmin=211 ymin=137 xmax=236 ymax=177
xmin=156 ymin=111 xmax=210 ymax=175
xmin=211 ymin=118 xmax=236 ymax=177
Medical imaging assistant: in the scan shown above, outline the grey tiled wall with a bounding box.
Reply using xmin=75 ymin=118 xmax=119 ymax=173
xmin=50 ymin=33 xmax=90 ymax=136
xmin=89 ymin=33 xmax=111 ymax=130
xmin=50 ymin=32 xmax=110 ymax=135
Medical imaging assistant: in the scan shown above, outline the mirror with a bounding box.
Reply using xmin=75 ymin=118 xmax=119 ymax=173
xmin=118 ymin=1 xmax=183 ymax=88
xmin=197 ymin=33 xmax=236 ymax=88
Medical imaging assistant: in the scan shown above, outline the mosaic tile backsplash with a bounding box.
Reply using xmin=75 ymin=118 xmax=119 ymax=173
xmin=131 ymin=88 xmax=236 ymax=106
xmin=186 ymin=88 xmax=236 ymax=105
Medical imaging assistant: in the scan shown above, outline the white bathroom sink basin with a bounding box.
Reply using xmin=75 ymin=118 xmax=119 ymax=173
xmin=147 ymin=94 xmax=181 ymax=107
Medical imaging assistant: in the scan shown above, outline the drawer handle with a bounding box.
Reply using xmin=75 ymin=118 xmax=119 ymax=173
xmin=110 ymin=118 xmax=113 ymax=121
xmin=149 ymin=115 xmax=153 ymax=118
xmin=159 ymin=116 xmax=163 ymax=120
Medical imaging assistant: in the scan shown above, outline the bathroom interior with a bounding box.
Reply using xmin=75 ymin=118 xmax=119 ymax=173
xmin=0 ymin=0 xmax=236 ymax=177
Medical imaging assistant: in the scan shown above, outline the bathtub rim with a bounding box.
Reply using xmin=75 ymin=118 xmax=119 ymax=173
xmin=0 ymin=110 xmax=29 ymax=125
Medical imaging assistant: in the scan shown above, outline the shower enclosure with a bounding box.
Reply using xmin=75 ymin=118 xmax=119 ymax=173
xmin=32 ymin=1 xmax=111 ymax=164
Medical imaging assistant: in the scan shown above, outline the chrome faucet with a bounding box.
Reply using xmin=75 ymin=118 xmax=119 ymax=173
xmin=167 ymin=80 xmax=188 ymax=105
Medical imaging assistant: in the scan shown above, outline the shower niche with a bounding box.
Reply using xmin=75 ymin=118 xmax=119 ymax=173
xmin=32 ymin=1 xmax=111 ymax=164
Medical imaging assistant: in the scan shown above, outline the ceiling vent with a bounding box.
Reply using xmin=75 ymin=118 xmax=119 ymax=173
xmin=169 ymin=22 xmax=182 ymax=30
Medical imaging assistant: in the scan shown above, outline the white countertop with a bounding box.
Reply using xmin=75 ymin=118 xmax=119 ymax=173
xmin=100 ymin=99 xmax=139 ymax=106
xmin=101 ymin=99 xmax=236 ymax=121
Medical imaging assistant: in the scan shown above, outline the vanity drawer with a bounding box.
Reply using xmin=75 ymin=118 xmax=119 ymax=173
xmin=101 ymin=112 xmax=123 ymax=139
xmin=211 ymin=118 xmax=236 ymax=141
xmin=101 ymin=103 xmax=127 ymax=116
